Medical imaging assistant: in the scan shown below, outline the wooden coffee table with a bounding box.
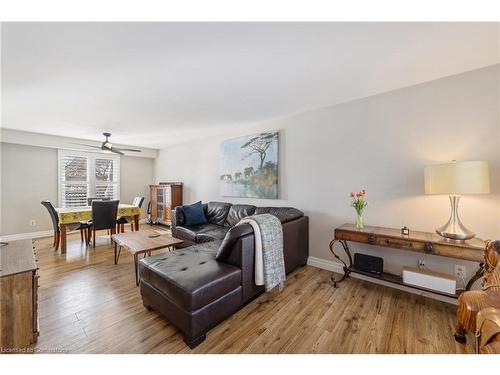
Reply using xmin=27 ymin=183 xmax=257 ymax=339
xmin=111 ymin=230 xmax=184 ymax=285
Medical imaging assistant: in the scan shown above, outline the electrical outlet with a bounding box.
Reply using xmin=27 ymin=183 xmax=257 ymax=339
xmin=455 ymin=265 xmax=466 ymax=279
xmin=29 ymin=219 xmax=36 ymax=227
xmin=418 ymin=259 xmax=426 ymax=269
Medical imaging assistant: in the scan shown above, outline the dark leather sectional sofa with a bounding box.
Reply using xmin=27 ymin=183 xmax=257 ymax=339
xmin=138 ymin=201 xmax=309 ymax=348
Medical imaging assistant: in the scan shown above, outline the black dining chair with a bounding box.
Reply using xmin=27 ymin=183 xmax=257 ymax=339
xmin=83 ymin=200 xmax=120 ymax=248
xmin=87 ymin=197 xmax=111 ymax=206
xmin=87 ymin=197 xmax=113 ymax=235
xmin=116 ymin=196 xmax=144 ymax=233
xmin=41 ymin=200 xmax=87 ymax=250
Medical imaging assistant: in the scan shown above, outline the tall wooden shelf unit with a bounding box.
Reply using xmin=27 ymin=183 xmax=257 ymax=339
xmin=149 ymin=182 xmax=183 ymax=225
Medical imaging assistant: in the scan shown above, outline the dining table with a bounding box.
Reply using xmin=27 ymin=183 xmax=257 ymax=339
xmin=55 ymin=204 xmax=142 ymax=254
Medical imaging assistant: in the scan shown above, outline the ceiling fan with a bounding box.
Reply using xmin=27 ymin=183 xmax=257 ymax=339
xmin=71 ymin=132 xmax=141 ymax=155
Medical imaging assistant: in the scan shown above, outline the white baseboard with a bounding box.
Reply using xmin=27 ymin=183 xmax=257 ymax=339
xmin=307 ymin=256 xmax=457 ymax=305
xmin=307 ymin=256 xmax=345 ymax=273
xmin=1 ymin=218 xmax=150 ymax=242
xmin=0 ymin=230 xmax=54 ymax=242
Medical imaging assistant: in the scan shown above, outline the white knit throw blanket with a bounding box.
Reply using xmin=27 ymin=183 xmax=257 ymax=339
xmin=237 ymin=214 xmax=285 ymax=292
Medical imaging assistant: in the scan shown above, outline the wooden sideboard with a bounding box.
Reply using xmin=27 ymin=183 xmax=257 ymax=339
xmin=330 ymin=223 xmax=486 ymax=298
xmin=0 ymin=239 xmax=39 ymax=349
xmin=149 ymin=182 xmax=183 ymax=225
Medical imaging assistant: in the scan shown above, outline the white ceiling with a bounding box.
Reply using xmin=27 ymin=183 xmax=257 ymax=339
xmin=2 ymin=22 xmax=499 ymax=148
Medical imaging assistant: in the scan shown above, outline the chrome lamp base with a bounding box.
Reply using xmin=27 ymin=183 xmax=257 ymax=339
xmin=436 ymin=195 xmax=475 ymax=243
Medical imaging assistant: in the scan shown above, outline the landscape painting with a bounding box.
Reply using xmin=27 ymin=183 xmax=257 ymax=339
xmin=220 ymin=131 xmax=278 ymax=199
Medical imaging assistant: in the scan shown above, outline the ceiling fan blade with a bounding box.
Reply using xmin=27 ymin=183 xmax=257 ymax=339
xmin=69 ymin=142 xmax=102 ymax=149
xmin=110 ymin=148 xmax=124 ymax=155
xmin=70 ymin=136 xmax=138 ymax=156
xmin=114 ymin=148 xmax=142 ymax=152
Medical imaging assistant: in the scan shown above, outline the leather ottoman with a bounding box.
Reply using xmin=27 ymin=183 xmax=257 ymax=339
xmin=139 ymin=240 xmax=243 ymax=348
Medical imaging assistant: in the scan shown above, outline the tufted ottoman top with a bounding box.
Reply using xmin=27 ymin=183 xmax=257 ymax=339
xmin=138 ymin=240 xmax=241 ymax=311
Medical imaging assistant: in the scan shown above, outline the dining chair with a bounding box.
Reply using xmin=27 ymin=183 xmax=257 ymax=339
xmin=87 ymin=197 xmax=111 ymax=206
xmin=116 ymin=196 xmax=144 ymax=233
xmin=87 ymin=197 xmax=113 ymax=235
xmin=41 ymin=200 xmax=87 ymax=250
xmin=84 ymin=200 xmax=120 ymax=248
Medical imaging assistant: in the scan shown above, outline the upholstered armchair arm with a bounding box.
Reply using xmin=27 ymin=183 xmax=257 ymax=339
xmin=476 ymin=307 xmax=500 ymax=353
xmin=171 ymin=206 xmax=185 ymax=237
xmin=216 ymin=224 xmax=253 ymax=263
xmin=216 ymin=224 xmax=263 ymax=301
xmin=455 ymin=240 xmax=500 ymax=344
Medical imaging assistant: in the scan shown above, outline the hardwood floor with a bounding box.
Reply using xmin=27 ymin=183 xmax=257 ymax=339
xmin=30 ymin=225 xmax=469 ymax=354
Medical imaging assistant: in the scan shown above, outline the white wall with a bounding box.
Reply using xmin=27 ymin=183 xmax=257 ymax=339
xmin=155 ymin=65 xmax=500 ymax=281
xmin=120 ymin=155 xmax=154 ymax=216
xmin=0 ymin=142 xmax=154 ymax=236
xmin=1 ymin=143 xmax=58 ymax=235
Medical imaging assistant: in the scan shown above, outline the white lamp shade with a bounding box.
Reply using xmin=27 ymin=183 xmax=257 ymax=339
xmin=424 ymin=161 xmax=490 ymax=195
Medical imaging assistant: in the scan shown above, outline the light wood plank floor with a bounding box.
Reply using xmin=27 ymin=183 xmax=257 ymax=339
xmin=30 ymin=225 xmax=469 ymax=354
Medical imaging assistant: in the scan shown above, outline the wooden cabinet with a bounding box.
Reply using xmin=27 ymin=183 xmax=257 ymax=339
xmin=0 ymin=239 xmax=39 ymax=350
xmin=149 ymin=182 xmax=183 ymax=225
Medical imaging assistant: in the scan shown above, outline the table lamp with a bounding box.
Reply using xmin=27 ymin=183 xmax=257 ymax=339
xmin=424 ymin=160 xmax=490 ymax=242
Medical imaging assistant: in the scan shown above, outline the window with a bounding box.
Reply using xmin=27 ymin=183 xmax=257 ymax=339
xmin=58 ymin=149 xmax=120 ymax=207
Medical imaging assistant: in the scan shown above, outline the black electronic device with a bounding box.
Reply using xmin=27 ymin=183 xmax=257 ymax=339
xmin=353 ymin=253 xmax=384 ymax=276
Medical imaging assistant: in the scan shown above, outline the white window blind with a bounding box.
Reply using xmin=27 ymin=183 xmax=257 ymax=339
xmin=94 ymin=157 xmax=119 ymax=200
xmin=58 ymin=150 xmax=120 ymax=207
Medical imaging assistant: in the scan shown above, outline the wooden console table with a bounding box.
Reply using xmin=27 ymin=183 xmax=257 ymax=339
xmin=330 ymin=224 xmax=486 ymax=299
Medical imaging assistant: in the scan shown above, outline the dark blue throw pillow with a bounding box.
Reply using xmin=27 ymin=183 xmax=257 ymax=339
xmin=182 ymin=201 xmax=207 ymax=226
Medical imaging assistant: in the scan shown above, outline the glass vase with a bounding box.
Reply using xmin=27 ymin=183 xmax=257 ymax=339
xmin=355 ymin=211 xmax=364 ymax=229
